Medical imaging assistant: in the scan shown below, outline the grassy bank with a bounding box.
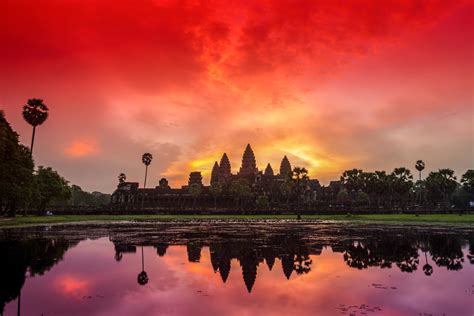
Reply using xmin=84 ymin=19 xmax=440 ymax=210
xmin=0 ymin=213 xmax=473 ymax=228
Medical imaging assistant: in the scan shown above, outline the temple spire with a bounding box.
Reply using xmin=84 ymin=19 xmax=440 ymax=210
xmin=219 ymin=153 xmax=231 ymax=181
xmin=240 ymin=251 xmax=258 ymax=293
xmin=239 ymin=144 xmax=257 ymax=176
xmin=210 ymin=161 xmax=219 ymax=185
xmin=279 ymin=155 xmax=292 ymax=177
xmin=264 ymin=163 xmax=274 ymax=176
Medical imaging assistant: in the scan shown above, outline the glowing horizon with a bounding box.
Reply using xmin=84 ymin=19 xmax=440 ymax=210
xmin=1 ymin=0 xmax=473 ymax=192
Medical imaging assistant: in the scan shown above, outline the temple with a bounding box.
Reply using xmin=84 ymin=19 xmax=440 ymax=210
xmin=111 ymin=144 xmax=322 ymax=210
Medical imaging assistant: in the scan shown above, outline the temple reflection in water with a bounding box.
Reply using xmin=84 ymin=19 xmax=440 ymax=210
xmin=1 ymin=223 xmax=473 ymax=314
xmin=111 ymin=234 xmax=472 ymax=293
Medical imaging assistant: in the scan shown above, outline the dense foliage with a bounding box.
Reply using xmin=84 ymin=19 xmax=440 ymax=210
xmin=0 ymin=111 xmax=34 ymax=215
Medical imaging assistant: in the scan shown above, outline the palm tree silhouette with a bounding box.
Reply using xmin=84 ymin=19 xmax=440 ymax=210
xmin=422 ymin=251 xmax=433 ymax=276
xmin=118 ymin=173 xmax=126 ymax=184
xmin=22 ymin=98 xmax=49 ymax=158
xmin=415 ymin=160 xmax=425 ymax=181
xmin=16 ymin=288 xmax=21 ymax=316
xmin=289 ymin=167 xmax=309 ymax=220
xmin=189 ymin=183 xmax=202 ymax=210
xmin=141 ymin=153 xmax=153 ymax=188
xmin=137 ymin=246 xmax=148 ymax=286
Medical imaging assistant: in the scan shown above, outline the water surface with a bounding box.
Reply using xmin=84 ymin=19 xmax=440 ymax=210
xmin=1 ymin=221 xmax=473 ymax=315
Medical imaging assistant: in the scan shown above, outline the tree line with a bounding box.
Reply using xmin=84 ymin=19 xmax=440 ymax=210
xmin=335 ymin=166 xmax=473 ymax=209
xmin=160 ymin=165 xmax=473 ymax=213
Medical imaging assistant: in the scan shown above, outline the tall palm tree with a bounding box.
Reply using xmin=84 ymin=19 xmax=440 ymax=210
xmin=22 ymin=98 xmax=49 ymax=158
xmin=137 ymin=246 xmax=149 ymax=286
xmin=415 ymin=160 xmax=425 ymax=181
xmin=422 ymin=250 xmax=433 ymax=276
xmin=141 ymin=153 xmax=153 ymax=188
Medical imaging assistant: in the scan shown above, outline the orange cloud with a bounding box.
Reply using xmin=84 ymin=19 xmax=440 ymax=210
xmin=65 ymin=139 xmax=99 ymax=158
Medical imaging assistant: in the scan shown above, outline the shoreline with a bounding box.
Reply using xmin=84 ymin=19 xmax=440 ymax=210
xmin=1 ymin=214 xmax=474 ymax=228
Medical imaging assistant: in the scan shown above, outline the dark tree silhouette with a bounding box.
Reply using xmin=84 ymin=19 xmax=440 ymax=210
xmin=0 ymin=111 xmax=34 ymax=216
xmin=189 ymin=183 xmax=202 ymax=210
xmin=430 ymin=235 xmax=464 ymax=271
xmin=422 ymin=251 xmax=433 ymax=276
xmin=229 ymin=178 xmax=251 ymax=210
xmin=141 ymin=153 xmax=153 ymax=188
xmin=118 ymin=173 xmax=126 ymax=184
xmin=0 ymin=238 xmax=73 ymax=315
xmin=22 ymin=98 xmax=49 ymax=158
xmin=209 ymin=181 xmax=224 ymax=210
xmin=137 ymin=246 xmax=149 ymax=286
xmin=426 ymin=169 xmax=457 ymax=207
xmin=415 ymin=160 xmax=425 ymax=181
xmin=34 ymin=166 xmax=71 ymax=215
xmin=294 ymin=253 xmax=312 ymax=275
xmin=340 ymin=169 xmax=364 ymax=193
xmin=289 ymin=167 xmax=309 ymax=220
xmin=460 ymin=170 xmax=474 ymax=194
xmin=391 ymin=167 xmax=413 ymax=207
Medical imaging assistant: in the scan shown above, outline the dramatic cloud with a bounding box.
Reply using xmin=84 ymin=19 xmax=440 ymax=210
xmin=0 ymin=0 xmax=472 ymax=192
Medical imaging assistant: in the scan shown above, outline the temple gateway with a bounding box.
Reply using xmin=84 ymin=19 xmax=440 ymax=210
xmin=111 ymin=144 xmax=324 ymax=210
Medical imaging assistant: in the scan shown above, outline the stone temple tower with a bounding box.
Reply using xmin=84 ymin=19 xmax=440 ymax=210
xmin=239 ymin=144 xmax=258 ymax=176
xmin=219 ymin=153 xmax=232 ymax=181
xmin=279 ymin=155 xmax=292 ymax=177
xmin=264 ymin=163 xmax=274 ymax=176
xmin=210 ymin=161 xmax=219 ymax=185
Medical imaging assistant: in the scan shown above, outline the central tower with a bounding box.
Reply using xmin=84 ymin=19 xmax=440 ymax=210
xmin=239 ymin=144 xmax=258 ymax=176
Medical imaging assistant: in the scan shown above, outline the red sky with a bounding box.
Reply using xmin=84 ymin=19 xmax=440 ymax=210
xmin=1 ymin=0 xmax=473 ymax=192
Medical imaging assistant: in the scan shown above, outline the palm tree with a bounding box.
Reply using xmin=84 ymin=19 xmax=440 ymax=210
xmin=188 ymin=183 xmax=202 ymax=210
xmin=141 ymin=153 xmax=153 ymax=188
xmin=118 ymin=173 xmax=126 ymax=184
xmin=425 ymin=169 xmax=457 ymax=207
xmin=391 ymin=167 xmax=413 ymax=208
xmin=422 ymin=250 xmax=433 ymax=276
xmin=415 ymin=160 xmax=425 ymax=181
xmin=290 ymin=167 xmax=309 ymax=220
xmin=137 ymin=246 xmax=148 ymax=286
xmin=374 ymin=171 xmax=389 ymax=208
xmin=230 ymin=179 xmax=251 ymax=211
xmin=209 ymin=181 xmax=224 ymax=209
xmin=22 ymin=98 xmax=49 ymax=158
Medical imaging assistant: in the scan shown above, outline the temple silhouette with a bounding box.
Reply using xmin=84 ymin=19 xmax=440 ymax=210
xmin=111 ymin=144 xmax=323 ymax=209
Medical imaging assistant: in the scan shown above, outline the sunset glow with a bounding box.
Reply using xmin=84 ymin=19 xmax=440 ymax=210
xmin=1 ymin=0 xmax=472 ymax=192
xmin=55 ymin=275 xmax=90 ymax=296
xmin=65 ymin=139 xmax=99 ymax=158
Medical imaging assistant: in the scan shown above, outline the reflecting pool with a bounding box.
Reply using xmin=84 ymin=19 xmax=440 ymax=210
xmin=1 ymin=221 xmax=473 ymax=315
